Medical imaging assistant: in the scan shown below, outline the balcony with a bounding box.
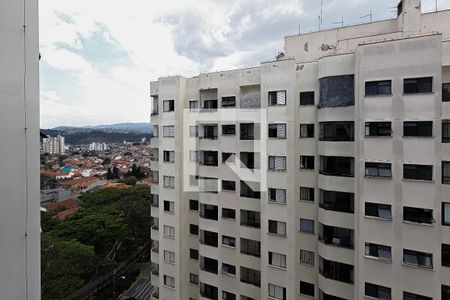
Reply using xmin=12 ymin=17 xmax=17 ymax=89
xmin=319 ymin=224 xmax=354 ymax=249
xmin=240 ymin=210 xmax=260 ymax=228
xmin=319 ymin=257 xmax=354 ymax=284
xmin=319 ymin=156 xmax=354 ymax=177
xmin=200 ymin=256 xmax=218 ymax=274
xmin=200 ymin=204 xmax=218 ymax=221
xmin=199 ymin=151 xmax=218 ymax=166
xmin=200 ymin=230 xmax=218 ymax=247
xmin=319 ymin=190 xmax=354 ymax=214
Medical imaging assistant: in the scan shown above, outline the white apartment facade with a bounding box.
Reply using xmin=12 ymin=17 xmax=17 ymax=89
xmin=42 ymin=135 xmax=65 ymax=154
xmin=149 ymin=1 xmax=450 ymax=299
xmin=0 ymin=0 xmax=41 ymax=299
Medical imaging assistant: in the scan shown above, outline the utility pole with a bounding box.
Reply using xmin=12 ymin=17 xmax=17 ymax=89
xmin=320 ymin=0 xmax=324 ymax=30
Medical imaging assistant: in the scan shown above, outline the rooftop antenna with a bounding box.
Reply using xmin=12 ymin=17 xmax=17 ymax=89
xmin=298 ymin=24 xmax=301 ymax=35
xmin=320 ymin=0 xmax=324 ymax=30
xmin=333 ymin=16 xmax=344 ymax=28
xmin=436 ymin=0 xmax=438 ymax=12
xmin=360 ymin=10 xmax=373 ymax=22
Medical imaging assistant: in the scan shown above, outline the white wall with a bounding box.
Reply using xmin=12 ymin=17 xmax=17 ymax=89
xmin=0 ymin=0 xmax=40 ymax=299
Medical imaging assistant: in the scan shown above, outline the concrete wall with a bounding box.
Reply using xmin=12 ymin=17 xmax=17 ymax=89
xmin=0 ymin=0 xmax=40 ymax=299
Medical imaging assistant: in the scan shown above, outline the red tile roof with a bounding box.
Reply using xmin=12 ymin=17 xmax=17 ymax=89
xmin=44 ymin=199 xmax=79 ymax=211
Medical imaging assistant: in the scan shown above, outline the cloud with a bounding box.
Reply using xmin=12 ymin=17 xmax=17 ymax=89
xmin=40 ymin=0 xmax=450 ymax=129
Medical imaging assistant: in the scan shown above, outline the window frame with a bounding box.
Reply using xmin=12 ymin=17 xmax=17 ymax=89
xmin=365 ymin=80 xmax=392 ymax=96
xmin=365 ymin=162 xmax=392 ymax=178
xmin=403 ymin=77 xmax=433 ymax=94
xmin=403 ymin=249 xmax=433 ymax=269
xmin=365 ymin=121 xmax=392 ymax=137
xmin=403 ymin=164 xmax=433 ymax=181
xmin=300 ymin=91 xmax=315 ymax=106
xmin=403 ymin=121 xmax=433 ymax=137
xmin=268 ymin=90 xmax=287 ymax=106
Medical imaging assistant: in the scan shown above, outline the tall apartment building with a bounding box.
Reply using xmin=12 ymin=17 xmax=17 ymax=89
xmin=42 ymin=135 xmax=65 ymax=154
xmin=0 ymin=0 xmax=40 ymax=299
xmin=149 ymin=1 xmax=450 ymax=299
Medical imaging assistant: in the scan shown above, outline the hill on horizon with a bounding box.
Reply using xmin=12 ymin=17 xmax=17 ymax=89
xmin=50 ymin=122 xmax=153 ymax=134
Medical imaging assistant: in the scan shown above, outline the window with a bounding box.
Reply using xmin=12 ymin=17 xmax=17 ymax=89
xmin=403 ymin=77 xmax=433 ymax=94
xmin=403 ymin=207 xmax=434 ymax=224
xmin=319 ymin=224 xmax=353 ymax=248
xmin=300 ymin=155 xmax=315 ymax=170
xmin=222 ymin=235 xmax=236 ymax=247
xmin=320 ymin=122 xmax=354 ymax=141
xmin=163 ymin=175 xmax=175 ymax=188
xmin=268 ymin=188 xmax=286 ymax=204
xmin=200 ymin=256 xmax=218 ymax=274
xmin=200 ymin=151 xmax=218 ymax=166
xmin=163 ymin=125 xmax=175 ymax=137
xmin=222 ymin=152 xmax=235 ymax=163
xmin=189 ymin=273 xmax=198 ymax=285
xmin=240 ymin=238 xmax=260 ymax=257
xmin=189 ymin=125 xmax=198 ymax=137
xmin=300 ymin=249 xmax=314 ymax=265
xmin=403 ymin=291 xmax=432 ymax=300
xmin=222 ymin=291 xmax=236 ymax=300
xmin=268 ymin=156 xmax=286 ymax=171
xmin=268 ymin=220 xmax=286 ymax=236
xmin=189 ymin=248 xmax=198 ymax=260
xmin=365 ymin=282 xmax=391 ymax=300
xmin=163 ymin=99 xmax=174 ymax=112
xmin=268 ymin=283 xmax=286 ymax=300
xmin=240 ymin=123 xmax=258 ymax=140
xmin=300 ymin=91 xmax=315 ymax=106
xmin=443 ymin=162 xmax=450 ymax=184
xmin=222 ymin=263 xmax=236 ymax=275
xmin=202 ymin=124 xmax=218 ymax=139
xmin=320 ymin=156 xmax=354 ymax=177
xmin=268 ymin=90 xmax=286 ymax=106
xmin=365 ymin=242 xmax=392 ymax=261
xmin=233 ymin=150 xmax=251 ymax=168
xmin=300 ymin=281 xmax=315 ymax=297
xmin=151 ymin=170 xmax=159 ymax=183
xmin=403 ymin=249 xmax=433 ymax=269
xmin=403 ymin=121 xmax=432 ymax=137
xmin=189 ymin=150 xmax=198 ymax=162
xmin=163 ymin=275 xmax=175 ymax=288
xmin=164 ymin=250 xmax=175 ymax=263
xmin=163 ymin=200 xmax=174 ymax=213
xmin=319 ymin=75 xmax=355 ymax=108
xmin=222 ymin=124 xmax=236 ymax=135
xmin=240 ymin=181 xmax=261 ymax=199
xmin=365 ymin=122 xmax=392 ymax=137
xmin=365 ymin=202 xmax=392 ymax=220
xmin=443 ymin=83 xmax=450 ymax=102
xmin=189 ymin=199 xmax=198 ymax=211
xmin=365 ymin=162 xmax=392 ymax=178
xmin=189 ymin=100 xmax=199 ymax=111
xmin=443 ymin=202 xmax=450 ymax=226
xmin=222 ymin=96 xmax=236 ymax=107
xmin=241 ymin=210 xmax=260 ymax=228
xmin=268 ymin=123 xmax=286 ymax=138
xmin=163 ymin=225 xmax=175 ymax=238
xmin=319 ymin=189 xmax=354 ymax=213
xmin=222 ymin=180 xmax=236 ymax=191
xmin=222 ymin=208 xmax=236 ymax=219
xmin=300 ymin=187 xmax=314 ymax=202
xmin=163 ymin=150 xmax=175 ymax=163
xmin=200 ymin=283 xmax=218 ymax=300
xmin=443 ymin=120 xmax=450 ymax=143
xmin=300 ymin=124 xmax=314 ymax=138
xmin=299 ymin=219 xmax=315 ymax=234
xmin=269 ymin=251 xmax=286 ymax=268
xmin=189 ymin=224 xmax=198 ymax=235
xmin=404 ymin=164 xmax=433 ymax=181
xmin=319 ymin=257 xmax=354 ymax=283
xmin=442 ymin=244 xmax=450 ymax=267
xmin=200 ymin=204 xmax=218 ymax=221
xmin=202 ymin=99 xmax=218 ymax=110
xmin=240 ymin=267 xmax=261 ymax=287
xmin=443 ymin=284 xmax=450 ymax=300
xmin=365 ymin=80 xmax=392 ymax=96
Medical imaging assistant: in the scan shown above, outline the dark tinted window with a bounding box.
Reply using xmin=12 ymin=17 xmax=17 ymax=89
xmin=300 ymin=91 xmax=315 ymax=105
xmin=403 ymin=121 xmax=432 ymax=137
xmin=443 ymin=83 xmax=450 ymax=102
xmin=365 ymin=80 xmax=392 ymax=96
xmin=403 ymin=164 xmax=433 ymax=181
xmin=404 ymin=77 xmax=433 ymax=94
xmin=365 ymin=122 xmax=391 ymax=137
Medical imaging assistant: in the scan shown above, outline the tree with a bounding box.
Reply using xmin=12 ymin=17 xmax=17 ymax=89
xmin=102 ymin=157 xmax=111 ymax=165
xmin=41 ymin=234 xmax=95 ymax=300
xmin=106 ymin=168 xmax=113 ymax=180
xmin=112 ymin=166 xmax=120 ymax=179
xmin=119 ymin=176 xmax=137 ymax=186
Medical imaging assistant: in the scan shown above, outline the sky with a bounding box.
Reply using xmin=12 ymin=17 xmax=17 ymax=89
xmin=39 ymin=0 xmax=450 ymax=128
